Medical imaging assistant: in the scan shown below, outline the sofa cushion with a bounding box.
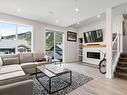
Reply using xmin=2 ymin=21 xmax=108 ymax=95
xmin=20 ymin=62 xmax=36 ymax=69
xmin=0 ymin=70 xmax=25 ymax=81
xmin=0 ymin=65 xmax=23 ymax=75
xmin=0 ymin=54 xmax=20 ymax=66
xmin=2 ymin=58 xmax=19 ymax=66
xmin=20 ymin=53 xmax=34 ymax=63
xmin=0 ymin=75 xmax=30 ymax=86
xmin=0 ymin=54 xmax=19 ymax=59
xmin=33 ymin=53 xmax=44 ymax=61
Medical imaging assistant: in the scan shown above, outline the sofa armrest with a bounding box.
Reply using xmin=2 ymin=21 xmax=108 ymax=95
xmin=0 ymin=79 xmax=33 ymax=95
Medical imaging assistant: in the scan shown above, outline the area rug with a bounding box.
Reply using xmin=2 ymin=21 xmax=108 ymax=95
xmin=33 ymin=71 xmax=93 ymax=95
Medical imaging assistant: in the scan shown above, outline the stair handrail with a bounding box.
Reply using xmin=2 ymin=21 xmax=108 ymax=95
xmin=112 ymin=34 xmax=118 ymax=47
xmin=112 ymin=33 xmax=120 ymax=73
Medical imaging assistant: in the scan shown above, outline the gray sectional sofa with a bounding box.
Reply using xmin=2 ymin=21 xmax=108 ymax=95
xmin=0 ymin=52 xmax=52 ymax=95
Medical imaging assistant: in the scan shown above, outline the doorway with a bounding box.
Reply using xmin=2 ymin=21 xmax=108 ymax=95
xmin=45 ymin=30 xmax=64 ymax=61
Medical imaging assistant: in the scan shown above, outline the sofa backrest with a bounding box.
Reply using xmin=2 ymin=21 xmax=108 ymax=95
xmin=33 ymin=52 xmax=44 ymax=61
xmin=0 ymin=52 xmax=46 ymax=65
xmin=19 ymin=53 xmax=34 ymax=63
xmin=0 ymin=54 xmax=20 ymax=66
xmin=0 ymin=79 xmax=33 ymax=95
xmin=0 ymin=75 xmax=30 ymax=86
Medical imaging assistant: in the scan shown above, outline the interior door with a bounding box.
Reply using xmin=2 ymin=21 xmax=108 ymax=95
xmin=45 ymin=31 xmax=63 ymax=61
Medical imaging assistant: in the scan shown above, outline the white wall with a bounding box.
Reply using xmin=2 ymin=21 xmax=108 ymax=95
xmin=78 ymin=15 xmax=124 ymax=64
xmin=78 ymin=20 xmax=106 ymax=64
xmin=0 ymin=13 xmax=78 ymax=62
xmin=123 ymin=18 xmax=127 ymax=52
xmin=78 ymin=20 xmax=106 ymax=42
xmin=78 ymin=15 xmax=124 ymax=42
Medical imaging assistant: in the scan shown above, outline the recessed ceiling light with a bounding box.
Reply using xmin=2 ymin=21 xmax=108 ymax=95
xmin=49 ymin=11 xmax=54 ymax=14
xmin=16 ymin=9 xmax=21 ymax=12
xmin=56 ymin=20 xmax=59 ymax=23
xmin=75 ymin=8 xmax=79 ymax=12
xmin=75 ymin=0 xmax=78 ymax=2
xmin=77 ymin=22 xmax=80 ymax=24
xmin=97 ymin=15 xmax=101 ymax=18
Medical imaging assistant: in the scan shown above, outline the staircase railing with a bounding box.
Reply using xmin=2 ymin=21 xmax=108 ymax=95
xmin=112 ymin=33 xmax=120 ymax=72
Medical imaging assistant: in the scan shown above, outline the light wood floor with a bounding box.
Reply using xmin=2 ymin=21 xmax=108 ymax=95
xmin=58 ymin=63 xmax=127 ymax=95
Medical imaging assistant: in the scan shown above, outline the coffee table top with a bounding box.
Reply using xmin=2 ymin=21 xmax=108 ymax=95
xmin=37 ymin=65 xmax=71 ymax=77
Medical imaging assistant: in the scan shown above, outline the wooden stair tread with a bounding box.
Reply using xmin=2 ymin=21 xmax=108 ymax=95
xmin=115 ymin=72 xmax=127 ymax=76
xmin=118 ymin=62 xmax=127 ymax=67
xmin=121 ymin=53 xmax=127 ymax=55
xmin=116 ymin=66 xmax=127 ymax=69
xmin=119 ymin=57 xmax=127 ymax=60
xmin=115 ymin=53 xmax=127 ymax=79
xmin=118 ymin=62 xmax=127 ymax=64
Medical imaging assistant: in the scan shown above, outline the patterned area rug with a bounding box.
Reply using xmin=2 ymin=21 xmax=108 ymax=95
xmin=33 ymin=71 xmax=93 ymax=95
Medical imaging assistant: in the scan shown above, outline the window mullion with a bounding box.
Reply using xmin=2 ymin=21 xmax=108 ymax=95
xmin=15 ymin=24 xmax=18 ymax=54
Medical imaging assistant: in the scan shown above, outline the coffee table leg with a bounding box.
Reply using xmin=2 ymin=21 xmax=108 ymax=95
xmin=60 ymin=61 xmax=61 ymax=66
xmin=70 ymin=71 xmax=72 ymax=85
xmin=36 ymin=68 xmax=37 ymax=78
xmin=49 ymin=78 xmax=51 ymax=94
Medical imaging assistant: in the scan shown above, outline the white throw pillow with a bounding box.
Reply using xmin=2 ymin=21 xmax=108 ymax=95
xmin=44 ymin=55 xmax=49 ymax=61
xmin=0 ymin=57 xmax=3 ymax=69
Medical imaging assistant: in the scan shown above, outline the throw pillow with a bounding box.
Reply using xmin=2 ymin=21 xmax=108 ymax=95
xmin=3 ymin=57 xmax=19 ymax=66
xmin=33 ymin=53 xmax=44 ymax=61
xmin=20 ymin=53 xmax=34 ymax=63
xmin=0 ymin=57 xmax=3 ymax=68
xmin=44 ymin=55 xmax=50 ymax=61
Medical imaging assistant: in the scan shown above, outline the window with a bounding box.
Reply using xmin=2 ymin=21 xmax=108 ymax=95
xmin=17 ymin=25 xmax=32 ymax=53
xmin=0 ymin=22 xmax=32 ymax=54
xmin=45 ymin=31 xmax=63 ymax=61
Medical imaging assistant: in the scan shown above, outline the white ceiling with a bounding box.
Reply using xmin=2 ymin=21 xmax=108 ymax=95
xmin=70 ymin=12 xmax=106 ymax=28
xmin=71 ymin=2 xmax=127 ymax=28
xmin=0 ymin=0 xmax=127 ymax=27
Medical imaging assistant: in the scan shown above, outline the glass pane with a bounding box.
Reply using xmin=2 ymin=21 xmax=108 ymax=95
xmin=46 ymin=32 xmax=54 ymax=59
xmin=17 ymin=25 xmax=32 ymax=53
xmin=55 ymin=32 xmax=63 ymax=60
xmin=0 ymin=22 xmax=16 ymax=54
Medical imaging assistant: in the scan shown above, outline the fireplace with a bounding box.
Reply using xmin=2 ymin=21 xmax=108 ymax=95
xmin=87 ymin=52 xmax=100 ymax=59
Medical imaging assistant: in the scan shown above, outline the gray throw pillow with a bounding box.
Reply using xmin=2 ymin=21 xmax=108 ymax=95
xmin=33 ymin=53 xmax=44 ymax=61
xmin=3 ymin=57 xmax=19 ymax=66
xmin=20 ymin=53 xmax=34 ymax=63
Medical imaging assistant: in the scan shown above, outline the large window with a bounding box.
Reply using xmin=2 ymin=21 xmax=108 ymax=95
xmin=0 ymin=22 xmax=32 ymax=54
xmin=46 ymin=31 xmax=63 ymax=61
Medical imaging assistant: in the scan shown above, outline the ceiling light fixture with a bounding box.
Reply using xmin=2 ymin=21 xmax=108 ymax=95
xmin=49 ymin=11 xmax=54 ymax=14
xmin=75 ymin=0 xmax=78 ymax=2
xmin=75 ymin=8 xmax=79 ymax=12
xmin=16 ymin=9 xmax=21 ymax=12
xmin=56 ymin=20 xmax=59 ymax=23
xmin=97 ymin=15 xmax=101 ymax=18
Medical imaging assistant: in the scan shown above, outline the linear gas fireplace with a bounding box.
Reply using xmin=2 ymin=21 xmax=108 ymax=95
xmin=87 ymin=52 xmax=100 ymax=59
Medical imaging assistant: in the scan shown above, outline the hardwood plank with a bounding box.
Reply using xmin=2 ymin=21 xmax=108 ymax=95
xmin=58 ymin=63 xmax=127 ymax=95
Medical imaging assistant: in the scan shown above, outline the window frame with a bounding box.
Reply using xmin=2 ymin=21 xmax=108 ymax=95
xmin=0 ymin=21 xmax=33 ymax=54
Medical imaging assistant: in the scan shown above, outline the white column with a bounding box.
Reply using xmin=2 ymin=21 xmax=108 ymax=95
xmin=105 ymin=8 xmax=113 ymax=78
xmin=120 ymin=19 xmax=123 ymax=52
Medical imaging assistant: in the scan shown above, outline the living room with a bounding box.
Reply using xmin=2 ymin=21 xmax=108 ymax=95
xmin=0 ymin=0 xmax=127 ymax=95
